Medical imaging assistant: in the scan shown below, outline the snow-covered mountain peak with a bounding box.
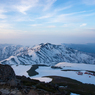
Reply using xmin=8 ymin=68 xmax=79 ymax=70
xmin=32 ymin=44 xmax=42 ymax=51
xmin=31 ymin=43 xmax=57 ymax=52
xmin=0 ymin=43 xmax=95 ymax=65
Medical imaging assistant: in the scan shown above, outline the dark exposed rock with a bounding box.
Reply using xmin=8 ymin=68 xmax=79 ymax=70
xmin=51 ymin=66 xmax=62 ymax=69
xmin=0 ymin=91 xmax=2 ymax=95
xmin=0 ymin=64 xmax=17 ymax=86
xmin=27 ymin=90 xmax=39 ymax=95
xmin=0 ymin=88 xmax=22 ymax=95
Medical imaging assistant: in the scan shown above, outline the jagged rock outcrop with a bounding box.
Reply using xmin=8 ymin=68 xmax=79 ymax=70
xmin=0 ymin=64 xmax=17 ymax=86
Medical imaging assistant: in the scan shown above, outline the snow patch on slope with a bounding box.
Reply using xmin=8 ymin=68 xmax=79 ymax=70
xmin=12 ymin=65 xmax=31 ymax=77
xmin=55 ymin=62 xmax=95 ymax=71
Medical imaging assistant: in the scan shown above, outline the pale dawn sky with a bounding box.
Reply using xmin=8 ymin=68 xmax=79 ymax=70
xmin=0 ymin=0 xmax=95 ymax=46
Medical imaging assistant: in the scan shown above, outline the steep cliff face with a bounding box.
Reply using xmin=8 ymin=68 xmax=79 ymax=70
xmin=0 ymin=43 xmax=95 ymax=65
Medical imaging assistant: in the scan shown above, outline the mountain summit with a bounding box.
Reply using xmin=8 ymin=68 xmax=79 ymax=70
xmin=0 ymin=43 xmax=95 ymax=65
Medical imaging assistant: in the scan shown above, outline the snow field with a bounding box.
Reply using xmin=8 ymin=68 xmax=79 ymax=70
xmin=12 ymin=62 xmax=95 ymax=84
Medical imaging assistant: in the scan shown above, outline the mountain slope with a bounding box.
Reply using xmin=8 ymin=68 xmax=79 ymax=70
xmin=0 ymin=44 xmax=28 ymax=61
xmin=0 ymin=43 xmax=95 ymax=65
xmin=63 ymin=43 xmax=95 ymax=57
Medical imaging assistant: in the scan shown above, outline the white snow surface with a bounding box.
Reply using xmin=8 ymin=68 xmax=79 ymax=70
xmin=12 ymin=62 xmax=95 ymax=84
xmin=55 ymin=62 xmax=95 ymax=71
xmin=33 ymin=66 xmax=95 ymax=84
xmin=12 ymin=65 xmax=31 ymax=77
xmin=12 ymin=65 xmax=52 ymax=83
xmin=6 ymin=56 xmax=15 ymax=60
xmin=32 ymin=77 xmax=52 ymax=83
xmin=70 ymin=93 xmax=80 ymax=95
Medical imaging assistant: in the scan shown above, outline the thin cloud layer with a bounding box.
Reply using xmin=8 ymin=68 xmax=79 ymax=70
xmin=80 ymin=23 xmax=87 ymax=27
xmin=14 ymin=0 xmax=39 ymax=14
xmin=0 ymin=9 xmax=7 ymax=19
xmin=82 ymin=0 xmax=95 ymax=5
xmin=43 ymin=0 xmax=57 ymax=11
xmin=47 ymin=25 xmax=56 ymax=28
xmin=0 ymin=0 xmax=95 ymax=45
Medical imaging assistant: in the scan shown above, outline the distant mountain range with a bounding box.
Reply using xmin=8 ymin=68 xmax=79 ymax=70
xmin=63 ymin=43 xmax=95 ymax=57
xmin=0 ymin=43 xmax=95 ymax=65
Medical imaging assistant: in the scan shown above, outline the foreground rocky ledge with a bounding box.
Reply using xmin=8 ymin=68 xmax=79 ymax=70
xmin=0 ymin=64 xmax=67 ymax=95
xmin=0 ymin=64 xmax=95 ymax=95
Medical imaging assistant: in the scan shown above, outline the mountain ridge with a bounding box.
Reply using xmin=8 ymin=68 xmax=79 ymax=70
xmin=0 ymin=43 xmax=95 ymax=65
